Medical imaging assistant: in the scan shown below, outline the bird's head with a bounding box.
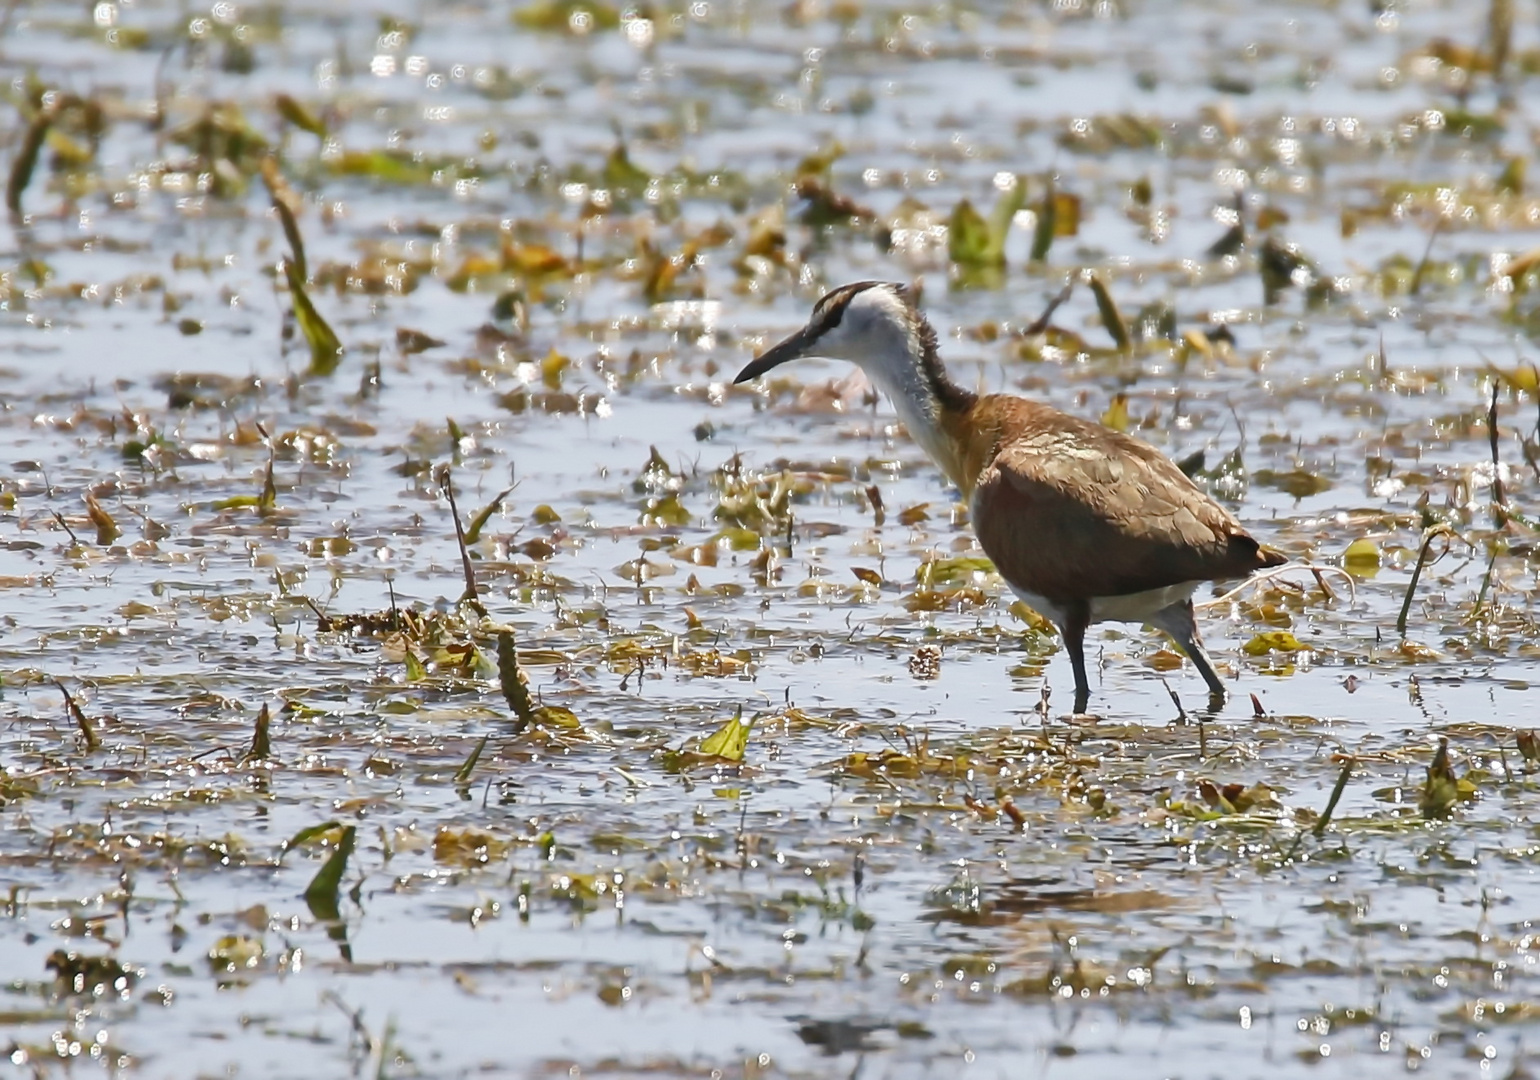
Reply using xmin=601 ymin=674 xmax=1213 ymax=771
xmin=732 ymin=281 xmax=927 ymax=385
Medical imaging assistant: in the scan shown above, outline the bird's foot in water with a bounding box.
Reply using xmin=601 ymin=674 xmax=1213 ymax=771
xmin=1062 ymin=687 xmax=1102 ymax=722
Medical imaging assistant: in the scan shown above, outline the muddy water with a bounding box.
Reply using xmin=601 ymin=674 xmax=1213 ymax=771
xmin=2 ymin=0 xmax=1540 ymax=1076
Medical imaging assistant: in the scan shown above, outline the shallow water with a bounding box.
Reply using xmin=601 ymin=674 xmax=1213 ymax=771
xmin=3 ymin=0 xmax=1540 ymax=1077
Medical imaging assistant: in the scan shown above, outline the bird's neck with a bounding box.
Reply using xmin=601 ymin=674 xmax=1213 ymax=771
xmin=857 ymin=317 xmax=981 ymax=493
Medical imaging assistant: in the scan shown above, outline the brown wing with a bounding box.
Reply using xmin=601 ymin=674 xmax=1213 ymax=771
xmin=969 ymin=400 xmax=1280 ymax=603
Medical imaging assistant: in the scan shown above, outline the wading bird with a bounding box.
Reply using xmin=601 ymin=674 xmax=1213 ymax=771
xmin=734 ymin=281 xmax=1285 ymax=713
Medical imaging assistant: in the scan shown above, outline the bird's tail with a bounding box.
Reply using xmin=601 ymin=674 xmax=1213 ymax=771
xmin=1257 ymin=545 xmax=1289 ymax=569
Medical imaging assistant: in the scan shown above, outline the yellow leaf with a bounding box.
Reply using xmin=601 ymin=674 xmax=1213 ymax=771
xmin=1008 ymin=600 xmax=1056 ymax=632
xmin=1491 ymin=363 xmax=1539 ymax=393
xmin=915 ymin=556 xmax=996 ymax=586
xmin=541 ymin=347 xmax=570 ymax=388
xmin=84 ymin=493 xmax=119 ymax=545
xmin=1181 ymin=328 xmax=1214 ymax=359
xmin=446 ymin=252 xmax=501 ymax=292
xmin=1342 ymin=536 xmax=1381 ymax=574
xmin=433 ymin=826 xmax=509 ymax=866
xmin=1100 ymin=392 xmax=1130 ymax=432
xmin=1242 ymin=631 xmax=1304 ymax=656
xmin=698 ymin=707 xmax=753 ymax=762
xmin=1199 ymin=780 xmax=1279 ymax=814
xmin=1397 ymin=639 xmax=1441 ymax=662
xmin=502 ymin=241 xmax=568 ymax=276
xmin=532 ymin=705 xmax=581 ymax=730
xmin=208 ymin=934 xmax=265 ymax=971
xmin=404 ymin=650 xmax=426 ymax=682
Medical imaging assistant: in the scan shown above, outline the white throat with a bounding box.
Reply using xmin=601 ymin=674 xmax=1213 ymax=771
xmin=870 ymin=361 xmax=949 ymax=468
xmin=817 ymin=288 xmax=951 ymax=467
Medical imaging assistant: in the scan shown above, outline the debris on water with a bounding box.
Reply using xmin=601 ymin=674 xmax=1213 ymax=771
xmin=56 ymin=681 xmax=100 ymax=752
xmin=908 ymin=645 xmax=942 ymax=680
xmin=241 ymin=703 xmax=272 ymax=764
xmin=1419 ymin=738 xmax=1471 ymax=819
xmin=396 ymin=327 xmax=446 ymax=354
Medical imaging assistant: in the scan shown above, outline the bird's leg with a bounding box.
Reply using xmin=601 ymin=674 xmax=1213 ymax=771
xmin=1152 ymin=599 xmax=1227 ymax=703
xmin=1060 ymin=600 xmax=1092 ymax=714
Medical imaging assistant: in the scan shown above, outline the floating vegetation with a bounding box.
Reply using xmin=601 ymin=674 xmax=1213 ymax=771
xmin=2 ymin=0 xmax=1540 ymax=1076
xmin=947 ymin=175 xmax=1023 ymax=272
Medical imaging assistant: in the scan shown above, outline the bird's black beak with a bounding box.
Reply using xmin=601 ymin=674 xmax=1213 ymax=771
xmin=733 ymin=324 xmax=817 ymax=384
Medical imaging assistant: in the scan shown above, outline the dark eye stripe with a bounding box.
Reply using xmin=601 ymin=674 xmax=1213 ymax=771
xmin=810 ymin=281 xmax=885 ymax=336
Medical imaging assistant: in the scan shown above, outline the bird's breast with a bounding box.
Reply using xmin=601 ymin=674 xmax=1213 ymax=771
xmin=1007 ymin=582 xmax=1200 ymax=630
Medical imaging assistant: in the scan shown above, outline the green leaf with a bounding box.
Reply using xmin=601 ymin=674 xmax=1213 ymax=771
xmin=498 ymin=631 xmax=536 ymax=726
xmin=274 ymin=93 xmax=327 ymax=137
xmin=454 ymin=734 xmax=488 ymax=784
xmin=258 ymin=458 xmax=277 ymax=513
xmin=1088 ymin=274 xmax=1130 ymax=352
xmin=1497 ymin=155 xmax=1525 ymax=195
xmin=603 ymin=143 xmax=650 ymax=197
xmin=641 ymin=493 xmax=691 ymax=527
xmin=283 ymin=258 xmax=342 ymax=375
xmin=282 ymin=820 xmax=343 ymax=856
xmin=327 ymin=148 xmax=434 ymax=185
xmin=532 ymin=705 xmax=580 ymax=730
xmin=1420 ymin=739 xmax=1460 ymax=819
xmin=795 ymin=140 xmax=844 ymax=179
xmin=303 ymin=825 xmax=356 ymax=922
xmin=950 ymin=179 xmax=1024 ymax=269
xmin=513 ymin=0 xmax=621 ymax=32
xmin=465 ymin=641 xmax=498 ymax=680
xmin=947 ymin=199 xmax=994 ymax=267
xmin=699 ymin=707 xmax=753 ymax=762
xmin=1029 ymin=175 xmax=1057 ymax=263
xmin=463 ymin=487 xmax=513 ymax=545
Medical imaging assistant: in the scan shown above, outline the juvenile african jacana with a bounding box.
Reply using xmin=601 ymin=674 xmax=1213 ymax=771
xmin=734 ymin=281 xmax=1285 ymax=713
